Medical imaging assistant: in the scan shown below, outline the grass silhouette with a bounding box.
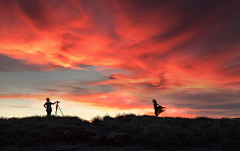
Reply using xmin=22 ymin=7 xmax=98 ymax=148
xmin=1 ymin=114 xmax=240 ymax=150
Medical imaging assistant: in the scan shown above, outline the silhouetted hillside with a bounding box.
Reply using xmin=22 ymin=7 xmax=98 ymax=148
xmin=1 ymin=114 xmax=240 ymax=150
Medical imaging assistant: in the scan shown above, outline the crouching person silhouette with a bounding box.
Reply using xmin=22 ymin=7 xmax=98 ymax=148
xmin=44 ymin=98 xmax=57 ymax=116
xmin=152 ymin=98 xmax=166 ymax=117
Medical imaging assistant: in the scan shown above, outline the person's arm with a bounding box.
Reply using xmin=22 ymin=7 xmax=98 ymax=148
xmin=43 ymin=103 xmax=47 ymax=108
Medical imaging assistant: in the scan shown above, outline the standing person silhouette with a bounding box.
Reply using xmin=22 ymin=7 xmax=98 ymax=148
xmin=44 ymin=98 xmax=57 ymax=116
xmin=152 ymin=98 xmax=166 ymax=117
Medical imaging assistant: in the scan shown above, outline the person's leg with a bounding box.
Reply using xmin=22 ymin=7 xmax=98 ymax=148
xmin=155 ymin=109 xmax=158 ymax=117
xmin=47 ymin=110 xmax=51 ymax=116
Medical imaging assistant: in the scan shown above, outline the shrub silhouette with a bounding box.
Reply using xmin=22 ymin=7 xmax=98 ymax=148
xmin=91 ymin=116 xmax=103 ymax=126
xmin=103 ymin=114 xmax=114 ymax=121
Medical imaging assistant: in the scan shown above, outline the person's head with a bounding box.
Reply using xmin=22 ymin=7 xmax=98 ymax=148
xmin=152 ymin=99 xmax=157 ymax=103
xmin=46 ymin=98 xmax=50 ymax=102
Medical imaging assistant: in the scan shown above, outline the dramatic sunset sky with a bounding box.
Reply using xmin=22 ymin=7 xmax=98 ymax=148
xmin=0 ymin=0 xmax=240 ymax=120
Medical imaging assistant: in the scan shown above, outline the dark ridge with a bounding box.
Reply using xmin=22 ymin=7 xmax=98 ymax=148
xmin=1 ymin=114 xmax=240 ymax=150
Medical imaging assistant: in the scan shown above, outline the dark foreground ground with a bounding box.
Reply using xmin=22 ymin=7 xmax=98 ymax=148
xmin=1 ymin=114 xmax=240 ymax=151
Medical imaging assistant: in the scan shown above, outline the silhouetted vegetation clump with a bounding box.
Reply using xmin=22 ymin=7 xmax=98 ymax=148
xmin=1 ymin=114 xmax=240 ymax=150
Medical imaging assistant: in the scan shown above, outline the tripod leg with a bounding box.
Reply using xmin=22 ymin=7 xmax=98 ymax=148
xmin=58 ymin=106 xmax=64 ymax=116
xmin=55 ymin=104 xmax=58 ymax=116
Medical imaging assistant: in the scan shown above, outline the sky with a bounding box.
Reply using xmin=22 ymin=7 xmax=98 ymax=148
xmin=0 ymin=0 xmax=240 ymax=120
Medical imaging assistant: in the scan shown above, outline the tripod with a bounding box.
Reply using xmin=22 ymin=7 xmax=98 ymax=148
xmin=55 ymin=101 xmax=64 ymax=116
